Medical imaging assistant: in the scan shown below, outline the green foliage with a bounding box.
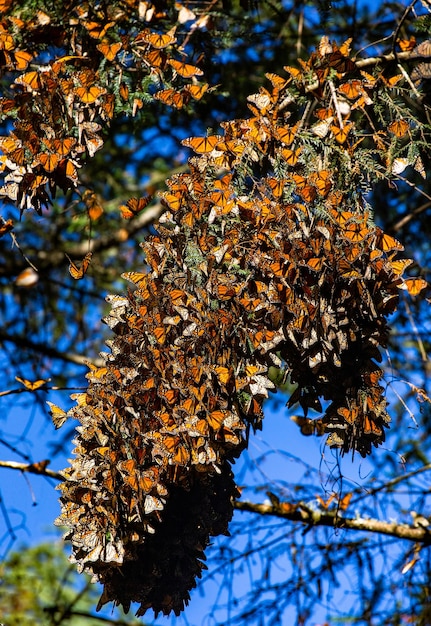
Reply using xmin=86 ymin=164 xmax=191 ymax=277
xmin=0 ymin=542 xmax=99 ymax=626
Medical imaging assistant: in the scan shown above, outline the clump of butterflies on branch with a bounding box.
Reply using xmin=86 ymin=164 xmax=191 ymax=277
xmin=0 ymin=0 xmax=211 ymax=228
xmin=49 ymin=25 xmax=431 ymax=618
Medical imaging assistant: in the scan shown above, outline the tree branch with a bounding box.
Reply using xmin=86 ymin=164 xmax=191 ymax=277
xmin=0 ymin=459 xmax=63 ymax=480
xmin=234 ymin=500 xmax=431 ymax=544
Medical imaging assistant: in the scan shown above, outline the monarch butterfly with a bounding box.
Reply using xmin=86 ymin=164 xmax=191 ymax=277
xmin=380 ymin=73 xmax=403 ymax=87
xmin=16 ymin=376 xmax=50 ymax=391
xmin=290 ymin=415 xmax=326 ymax=436
xmin=338 ymin=492 xmax=353 ymax=511
xmin=154 ymin=88 xmax=184 ymax=108
xmin=391 ymin=157 xmax=409 ymax=175
xmin=398 ymin=36 xmax=416 ymax=52
xmin=97 ymin=41 xmax=122 ymax=61
xmin=15 ymin=70 xmax=44 ymax=91
xmin=362 ymin=416 xmax=383 ymax=437
xmin=284 ymin=65 xmax=303 ymax=81
xmin=182 ymin=135 xmax=221 ymax=154
xmin=415 ymin=39 xmax=431 ymax=56
xmin=280 ymin=147 xmax=302 ymax=166
xmin=162 ymin=191 xmax=182 ymax=212
xmin=67 ymin=251 xmax=92 ymax=280
xmin=119 ymin=81 xmax=129 ymax=101
xmin=0 ymin=218 xmax=13 ymax=237
xmin=337 ymin=405 xmax=359 ymax=424
xmin=168 ymin=58 xmax=204 ymax=78
xmin=205 ymin=410 xmax=225 ymax=431
xmin=275 ymin=124 xmax=299 ymax=145
xmin=47 ymin=401 xmax=68 ymax=429
xmin=312 ymin=118 xmax=333 ymax=138
xmin=83 ymin=20 xmax=115 ymax=39
xmin=291 ymin=174 xmax=307 ymax=190
xmin=299 ymin=185 xmax=317 ymax=203
xmin=267 ymin=177 xmax=286 ymax=198
xmin=39 ymin=152 xmax=59 ymax=172
xmin=331 ymin=122 xmax=353 ymax=144
xmin=80 ymin=122 xmax=104 ymax=157
xmin=142 ymin=31 xmax=177 ymax=49
xmin=13 ymin=49 xmax=33 ymax=71
xmin=217 ymin=284 xmax=236 ymax=300
xmin=76 ymin=84 xmax=105 ymax=104
xmin=388 ymin=119 xmax=409 ymax=138
xmin=214 ymin=366 xmax=231 ymax=385
xmin=46 ymin=137 xmax=76 ymax=157
xmin=375 ymin=229 xmax=404 ymax=252
xmin=143 ymin=48 xmax=166 ymax=69
xmin=119 ymin=195 xmax=152 ymax=219
xmin=318 ymin=35 xmax=333 ymax=57
xmin=414 ymin=156 xmax=426 ymax=179
xmin=313 ymin=170 xmax=331 ymax=196
xmin=306 ymin=257 xmax=324 ymax=271
xmin=344 ymin=221 xmax=370 ymax=242
xmin=324 ymin=51 xmax=356 ymax=73
xmin=184 ymin=83 xmax=209 ymax=100
xmin=390 ymin=258 xmax=413 ymax=275
xmin=57 ymin=158 xmax=79 ymax=185
xmin=316 ymin=493 xmax=336 ymax=509
xmin=400 ymin=277 xmax=427 ymax=296
xmin=15 ymin=267 xmax=39 ymax=287
xmin=338 ymin=80 xmax=363 ymax=100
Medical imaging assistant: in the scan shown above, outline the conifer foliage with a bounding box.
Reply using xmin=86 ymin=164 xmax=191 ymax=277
xmin=54 ymin=31 xmax=430 ymax=617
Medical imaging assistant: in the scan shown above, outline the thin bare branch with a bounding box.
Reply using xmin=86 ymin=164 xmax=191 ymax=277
xmin=0 ymin=459 xmax=63 ymax=480
xmin=234 ymin=500 xmax=431 ymax=544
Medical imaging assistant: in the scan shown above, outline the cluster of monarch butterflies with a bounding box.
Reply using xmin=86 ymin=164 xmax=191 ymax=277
xmin=0 ymin=1 xmax=209 ymax=213
xmin=54 ymin=36 xmax=428 ymax=617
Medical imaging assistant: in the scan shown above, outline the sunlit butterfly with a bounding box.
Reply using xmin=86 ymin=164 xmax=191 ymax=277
xmin=119 ymin=195 xmax=152 ymax=219
xmin=154 ymin=88 xmax=183 ymax=108
xmin=390 ymin=258 xmax=413 ymax=275
xmin=47 ymin=401 xmax=68 ymax=429
xmin=338 ymin=80 xmax=363 ymax=100
xmin=168 ymin=58 xmax=204 ymax=78
xmin=400 ymin=277 xmax=427 ymax=296
xmin=15 ymin=70 xmax=44 ymax=91
xmin=97 ymin=41 xmax=122 ymax=61
xmin=398 ymin=36 xmax=416 ymax=52
xmin=39 ymin=152 xmax=59 ymax=172
xmin=280 ymin=147 xmax=302 ymax=166
xmin=83 ymin=20 xmax=115 ymax=39
xmin=13 ymin=49 xmax=33 ymax=70
xmin=143 ymin=48 xmax=166 ymax=69
xmin=331 ymin=122 xmax=353 ymax=144
xmin=76 ymin=84 xmax=105 ymax=104
xmin=312 ymin=118 xmax=333 ymax=138
xmin=182 ymin=135 xmax=221 ymax=154
xmin=414 ymin=156 xmax=426 ymax=179
xmin=337 ymin=405 xmax=359 ymax=424
xmin=388 ymin=119 xmax=409 ymax=138
xmin=184 ymin=83 xmax=209 ymax=100
xmin=415 ymin=40 xmax=431 ymax=56
xmin=142 ymin=30 xmax=177 ymax=49
xmin=67 ymin=251 xmax=92 ymax=280
xmin=391 ymin=157 xmax=409 ymax=175
xmin=275 ymin=124 xmax=299 ymax=145
xmin=16 ymin=376 xmax=50 ymax=391
xmin=375 ymin=229 xmax=404 ymax=252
